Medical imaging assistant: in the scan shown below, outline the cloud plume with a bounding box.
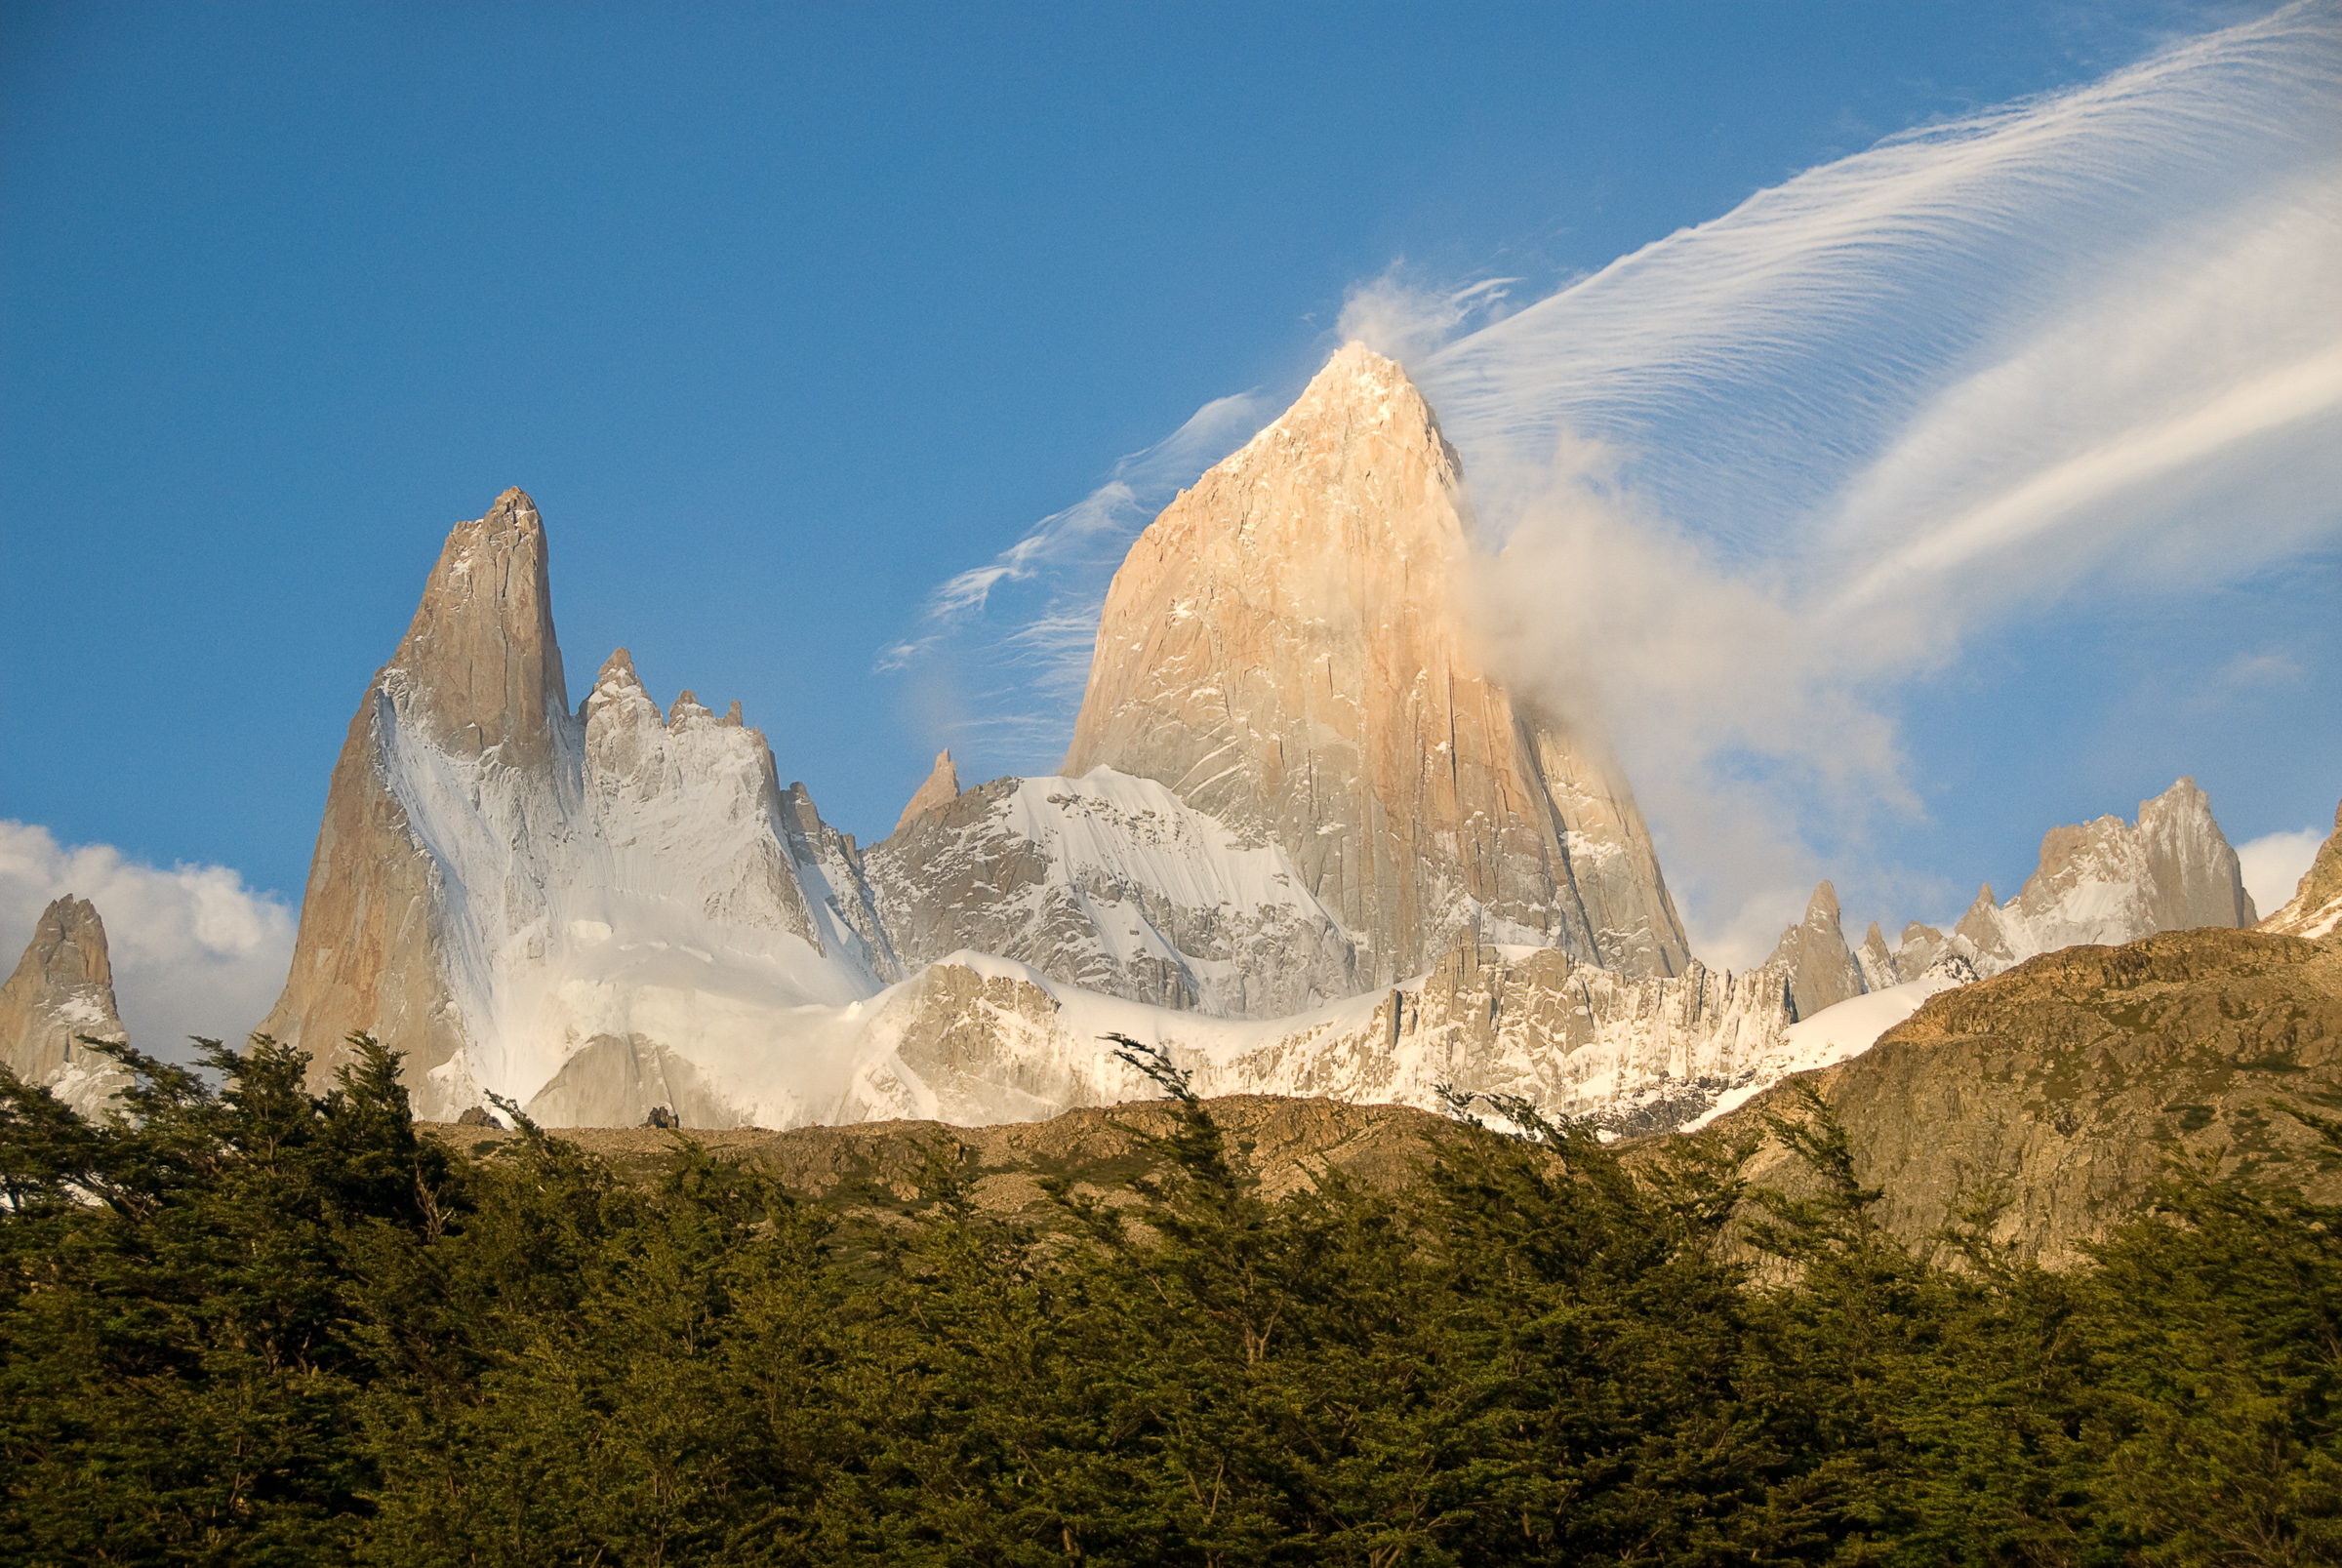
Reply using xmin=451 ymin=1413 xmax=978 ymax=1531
xmin=0 ymin=822 xmax=295 ymax=1061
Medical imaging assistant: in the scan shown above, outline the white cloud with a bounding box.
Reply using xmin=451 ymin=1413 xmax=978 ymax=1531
xmin=0 ymin=822 xmax=295 ymax=1063
xmin=1337 ymin=271 xmax=1516 ymax=368
xmin=2239 ymin=824 xmax=2328 ymax=917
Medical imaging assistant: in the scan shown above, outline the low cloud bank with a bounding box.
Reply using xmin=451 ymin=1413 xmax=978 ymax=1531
xmin=0 ymin=822 xmax=295 ymax=1062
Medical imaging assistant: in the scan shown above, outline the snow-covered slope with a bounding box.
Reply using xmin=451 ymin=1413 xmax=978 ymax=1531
xmin=385 ymin=649 xmax=896 ymax=1122
xmin=864 ymin=767 xmax=1361 ymax=1019
xmin=262 ymin=491 xmax=898 ymax=1122
xmin=827 ymin=936 xmax=1809 ymax=1137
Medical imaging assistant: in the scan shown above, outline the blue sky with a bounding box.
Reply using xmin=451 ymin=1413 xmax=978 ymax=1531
xmin=3 ymin=1 xmax=2336 ymax=1041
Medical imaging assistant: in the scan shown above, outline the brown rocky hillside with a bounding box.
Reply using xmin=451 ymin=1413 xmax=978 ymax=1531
xmin=1700 ymin=926 xmax=2342 ymax=1266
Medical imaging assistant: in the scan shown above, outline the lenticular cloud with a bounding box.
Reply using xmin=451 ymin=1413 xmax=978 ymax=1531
xmin=1403 ymin=0 xmax=2341 ymax=611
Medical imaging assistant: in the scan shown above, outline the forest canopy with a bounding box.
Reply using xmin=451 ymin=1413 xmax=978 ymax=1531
xmin=2 ymin=1034 xmax=2337 ymax=1566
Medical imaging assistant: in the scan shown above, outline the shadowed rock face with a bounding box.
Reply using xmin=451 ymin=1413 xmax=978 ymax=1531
xmin=0 ymin=896 xmax=131 ymax=1115
xmin=1062 ymin=343 xmax=1689 ymax=989
xmin=262 ymin=488 xmax=566 ymax=1098
xmin=2261 ymin=795 xmax=2342 ymax=940
xmin=1704 ymin=927 xmax=2342 ymax=1267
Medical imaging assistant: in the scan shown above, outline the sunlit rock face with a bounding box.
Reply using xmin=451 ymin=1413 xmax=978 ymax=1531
xmin=261 ymin=489 xmax=564 ymax=1104
xmin=1764 ymin=881 xmax=1866 ymax=1022
xmin=0 ymin=895 xmax=132 ymax=1116
xmin=1062 ymin=343 xmax=1690 ymax=990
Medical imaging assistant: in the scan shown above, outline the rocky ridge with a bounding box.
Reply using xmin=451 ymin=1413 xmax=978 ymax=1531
xmin=1874 ymin=780 xmax=2255 ymax=985
xmin=1702 ymin=926 xmax=2342 ymax=1267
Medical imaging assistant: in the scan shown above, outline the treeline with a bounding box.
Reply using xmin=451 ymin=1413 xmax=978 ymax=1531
xmin=1 ymin=1036 xmax=2337 ymax=1566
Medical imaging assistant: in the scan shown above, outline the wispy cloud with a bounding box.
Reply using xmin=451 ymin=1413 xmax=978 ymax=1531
xmin=1414 ymin=0 xmax=2341 ymax=960
xmin=0 ymin=822 xmax=296 ymax=1060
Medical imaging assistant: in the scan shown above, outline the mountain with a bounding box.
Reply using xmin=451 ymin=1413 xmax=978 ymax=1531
xmin=260 ymin=492 xmax=897 ymax=1119
xmin=1879 ymin=779 xmax=2254 ymax=983
xmin=248 ymin=350 xmax=2277 ymax=1134
xmin=2260 ymin=794 xmax=2342 ymax=940
xmin=0 ymin=896 xmax=131 ymax=1117
xmin=1063 ymin=343 xmax=1690 ymax=986
xmin=892 ymin=749 xmax=961 ymax=834
xmin=1763 ymin=882 xmax=1866 ymax=1021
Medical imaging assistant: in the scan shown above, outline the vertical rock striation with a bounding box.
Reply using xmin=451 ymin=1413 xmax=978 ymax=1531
xmin=1063 ymin=343 xmax=1689 ymax=989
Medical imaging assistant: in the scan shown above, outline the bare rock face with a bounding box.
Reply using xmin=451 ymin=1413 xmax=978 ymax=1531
xmin=894 ymin=749 xmax=963 ymax=834
xmin=1062 ymin=343 xmax=1689 ymax=989
xmin=863 ymin=769 xmax=1360 ymax=1019
xmin=2259 ymin=794 xmax=2342 ymax=941
xmin=524 ymin=1033 xmax=747 ymax=1129
xmin=1894 ymin=921 xmax=1949 ymax=978
xmin=1855 ymin=922 xmax=1900 ymax=993
xmin=1763 ymin=882 xmax=1866 ymax=1021
xmin=0 ymin=896 xmax=132 ymax=1116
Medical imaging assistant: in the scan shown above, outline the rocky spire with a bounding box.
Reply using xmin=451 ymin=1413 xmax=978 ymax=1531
xmin=1062 ymin=342 xmax=1689 ymax=985
xmin=893 ymin=749 xmax=962 ymax=834
xmin=1764 ymin=881 xmax=1866 ymax=1022
xmin=380 ymin=487 xmax=568 ymax=767
xmin=261 ymin=488 xmax=565 ymax=1098
xmin=0 ymin=896 xmax=131 ymax=1115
